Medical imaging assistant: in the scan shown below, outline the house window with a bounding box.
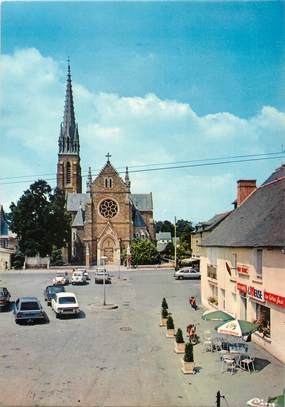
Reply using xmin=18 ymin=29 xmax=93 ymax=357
xmin=66 ymin=162 xmax=71 ymax=184
xmin=232 ymin=253 xmax=237 ymax=277
xmin=104 ymin=177 xmax=113 ymax=188
xmin=256 ymin=249 xmax=263 ymax=278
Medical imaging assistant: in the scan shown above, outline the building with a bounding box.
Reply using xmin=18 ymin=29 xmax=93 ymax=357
xmin=156 ymin=232 xmax=172 ymax=253
xmin=191 ymin=212 xmax=231 ymax=258
xmin=200 ymin=165 xmax=285 ymax=363
xmin=0 ymin=205 xmax=16 ymax=270
xmin=57 ymin=62 xmax=155 ymax=265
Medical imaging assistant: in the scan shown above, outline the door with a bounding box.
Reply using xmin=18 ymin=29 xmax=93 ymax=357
xmin=104 ymin=247 xmax=114 ymax=264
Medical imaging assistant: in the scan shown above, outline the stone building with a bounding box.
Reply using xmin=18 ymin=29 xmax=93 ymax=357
xmin=57 ymin=63 xmax=155 ymax=265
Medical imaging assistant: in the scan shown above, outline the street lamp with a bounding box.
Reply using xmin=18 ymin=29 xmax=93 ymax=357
xmin=174 ymin=216 xmax=177 ymax=270
xmin=101 ymin=256 xmax=107 ymax=306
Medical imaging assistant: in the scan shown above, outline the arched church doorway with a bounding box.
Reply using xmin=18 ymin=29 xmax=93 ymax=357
xmin=102 ymin=236 xmax=115 ymax=264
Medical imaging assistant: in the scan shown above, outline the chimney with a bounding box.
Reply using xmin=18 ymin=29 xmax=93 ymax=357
xmin=236 ymin=180 xmax=256 ymax=207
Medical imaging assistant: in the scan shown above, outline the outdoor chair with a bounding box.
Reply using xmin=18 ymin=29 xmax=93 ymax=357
xmin=204 ymin=330 xmax=212 ymax=341
xmin=213 ymin=340 xmax=222 ymax=351
xmin=239 ymin=357 xmax=256 ymax=373
xmin=203 ymin=340 xmax=213 ymax=352
xmin=221 ymin=355 xmax=237 ymax=375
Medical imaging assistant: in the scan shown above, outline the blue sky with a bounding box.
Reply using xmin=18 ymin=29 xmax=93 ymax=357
xmin=1 ymin=1 xmax=285 ymax=222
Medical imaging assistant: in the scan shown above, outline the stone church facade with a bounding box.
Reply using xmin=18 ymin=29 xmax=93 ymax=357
xmin=57 ymin=63 xmax=155 ymax=265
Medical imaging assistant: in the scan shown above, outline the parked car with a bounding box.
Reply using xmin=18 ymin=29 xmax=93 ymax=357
xmin=14 ymin=297 xmax=47 ymax=324
xmin=174 ymin=267 xmax=201 ymax=280
xmin=44 ymin=285 xmax=65 ymax=305
xmin=95 ymin=270 xmax=111 ymax=284
xmin=53 ymin=272 xmax=69 ymax=286
xmin=51 ymin=292 xmax=80 ymax=318
xmin=71 ymin=270 xmax=87 ymax=285
xmin=0 ymin=287 xmax=11 ymax=309
xmin=78 ymin=268 xmax=90 ymax=281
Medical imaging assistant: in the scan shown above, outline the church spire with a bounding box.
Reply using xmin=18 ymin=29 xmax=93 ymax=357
xmin=125 ymin=166 xmax=131 ymax=189
xmin=58 ymin=59 xmax=80 ymax=155
xmin=86 ymin=166 xmax=92 ymax=194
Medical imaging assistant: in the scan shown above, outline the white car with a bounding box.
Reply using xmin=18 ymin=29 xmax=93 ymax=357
xmin=51 ymin=292 xmax=80 ymax=318
xmin=95 ymin=270 xmax=111 ymax=284
xmin=52 ymin=273 xmax=69 ymax=286
xmin=78 ymin=268 xmax=90 ymax=281
xmin=71 ymin=271 xmax=87 ymax=285
xmin=174 ymin=267 xmax=201 ymax=280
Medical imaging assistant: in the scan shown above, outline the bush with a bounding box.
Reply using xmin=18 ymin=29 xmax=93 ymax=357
xmin=184 ymin=342 xmax=194 ymax=362
xmin=11 ymin=249 xmax=25 ymax=269
xmin=50 ymin=247 xmax=64 ymax=266
xmin=161 ymin=308 xmax=168 ymax=318
xmin=161 ymin=297 xmax=168 ymax=309
xmin=175 ymin=328 xmax=184 ymax=344
xmin=167 ymin=315 xmax=175 ymax=330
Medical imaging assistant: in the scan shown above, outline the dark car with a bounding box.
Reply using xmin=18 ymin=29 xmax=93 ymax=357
xmin=0 ymin=287 xmax=11 ymax=309
xmin=44 ymin=285 xmax=65 ymax=305
xmin=14 ymin=297 xmax=47 ymax=324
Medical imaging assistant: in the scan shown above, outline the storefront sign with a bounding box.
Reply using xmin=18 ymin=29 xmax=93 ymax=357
xmin=237 ymin=282 xmax=247 ymax=294
xmin=237 ymin=265 xmax=249 ymax=274
xmin=264 ymin=292 xmax=285 ymax=308
xmin=248 ymin=286 xmax=264 ymax=302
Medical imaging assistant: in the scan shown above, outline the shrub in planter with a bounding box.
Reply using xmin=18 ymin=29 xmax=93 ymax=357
xmin=181 ymin=342 xmax=195 ymax=374
xmin=166 ymin=315 xmax=175 ymax=338
xmin=162 ymin=297 xmax=168 ymax=309
xmin=160 ymin=307 xmax=169 ymax=327
xmin=174 ymin=328 xmax=185 ymax=353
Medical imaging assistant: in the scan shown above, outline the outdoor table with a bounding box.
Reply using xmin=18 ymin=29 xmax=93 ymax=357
xmin=229 ymin=344 xmax=248 ymax=354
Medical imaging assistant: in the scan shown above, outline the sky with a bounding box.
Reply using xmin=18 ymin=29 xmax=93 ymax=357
xmin=1 ymin=1 xmax=285 ymax=222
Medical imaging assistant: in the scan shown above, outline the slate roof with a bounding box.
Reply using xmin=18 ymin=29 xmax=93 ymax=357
xmin=131 ymin=194 xmax=153 ymax=212
xmin=202 ymin=169 xmax=285 ymax=248
xmin=133 ymin=208 xmax=146 ymax=227
xmin=156 ymin=232 xmax=172 ymax=241
xmin=72 ymin=207 xmax=84 ymax=227
xmin=262 ymin=164 xmax=285 ymax=186
xmin=0 ymin=206 xmax=9 ymax=237
xmin=67 ymin=193 xmax=90 ymax=212
xmin=157 ymin=241 xmax=169 ymax=253
xmin=194 ymin=212 xmax=231 ymax=233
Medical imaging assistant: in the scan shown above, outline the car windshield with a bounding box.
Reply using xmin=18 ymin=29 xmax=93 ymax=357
xmin=0 ymin=289 xmax=7 ymax=295
xmin=56 ymin=274 xmax=64 ymax=277
xmin=20 ymin=301 xmax=40 ymax=311
xmin=73 ymin=273 xmax=82 ymax=277
xmin=59 ymin=297 xmax=76 ymax=304
xmin=47 ymin=286 xmax=64 ymax=294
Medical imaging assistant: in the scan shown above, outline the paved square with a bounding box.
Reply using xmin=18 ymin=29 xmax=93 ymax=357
xmin=0 ymin=269 xmax=283 ymax=406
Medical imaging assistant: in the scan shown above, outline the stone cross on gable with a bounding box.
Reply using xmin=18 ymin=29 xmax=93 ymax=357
xmin=106 ymin=152 xmax=112 ymax=162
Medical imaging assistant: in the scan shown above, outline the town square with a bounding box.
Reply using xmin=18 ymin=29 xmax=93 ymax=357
xmin=1 ymin=1 xmax=285 ymax=406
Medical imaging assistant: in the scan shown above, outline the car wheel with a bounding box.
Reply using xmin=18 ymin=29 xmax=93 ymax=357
xmin=55 ymin=313 xmax=59 ymax=319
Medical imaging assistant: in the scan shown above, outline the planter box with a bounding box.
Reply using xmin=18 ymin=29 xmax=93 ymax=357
xmin=166 ymin=329 xmax=175 ymax=338
xmin=181 ymin=359 xmax=195 ymax=374
xmin=160 ymin=318 xmax=167 ymax=327
xmin=174 ymin=342 xmax=185 ymax=354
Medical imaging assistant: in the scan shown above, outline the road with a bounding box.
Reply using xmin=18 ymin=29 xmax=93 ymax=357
xmin=0 ymin=269 xmax=283 ymax=406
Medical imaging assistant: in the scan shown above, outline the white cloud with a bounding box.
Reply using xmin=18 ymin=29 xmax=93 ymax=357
xmin=1 ymin=48 xmax=285 ymax=221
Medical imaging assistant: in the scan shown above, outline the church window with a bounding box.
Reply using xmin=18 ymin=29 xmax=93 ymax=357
xmin=66 ymin=162 xmax=71 ymax=184
xmin=99 ymin=199 xmax=118 ymax=218
xmin=104 ymin=177 xmax=113 ymax=188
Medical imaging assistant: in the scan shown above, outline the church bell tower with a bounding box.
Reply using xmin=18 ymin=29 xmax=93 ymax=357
xmin=57 ymin=60 xmax=82 ymax=194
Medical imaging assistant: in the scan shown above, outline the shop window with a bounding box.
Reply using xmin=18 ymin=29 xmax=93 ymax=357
xmin=255 ymin=303 xmax=270 ymax=338
xmin=256 ymin=249 xmax=263 ymax=278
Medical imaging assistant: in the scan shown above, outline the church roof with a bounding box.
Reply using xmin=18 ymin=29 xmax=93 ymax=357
xmin=67 ymin=193 xmax=90 ymax=212
xmin=131 ymin=194 xmax=153 ymax=212
xmin=72 ymin=207 xmax=84 ymax=227
xmin=133 ymin=208 xmax=146 ymax=227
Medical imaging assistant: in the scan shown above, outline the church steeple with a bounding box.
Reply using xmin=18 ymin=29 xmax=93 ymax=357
xmin=57 ymin=59 xmax=82 ymax=194
xmin=86 ymin=166 xmax=92 ymax=194
xmin=58 ymin=59 xmax=80 ymax=155
xmin=125 ymin=166 xmax=131 ymax=189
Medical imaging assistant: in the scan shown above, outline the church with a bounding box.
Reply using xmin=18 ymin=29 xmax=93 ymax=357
xmin=56 ymin=63 xmax=155 ymax=266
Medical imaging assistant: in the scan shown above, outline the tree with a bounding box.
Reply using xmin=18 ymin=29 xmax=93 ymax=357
xmin=9 ymin=180 xmax=71 ymax=257
xmin=130 ymin=239 xmax=160 ymax=265
xmin=50 ymin=246 xmax=64 ymax=266
xmin=11 ymin=249 xmax=25 ymax=269
xmin=155 ymin=220 xmax=174 ymax=236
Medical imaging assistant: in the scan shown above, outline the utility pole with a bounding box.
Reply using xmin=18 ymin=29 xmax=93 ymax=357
xmin=174 ymin=216 xmax=177 ymax=270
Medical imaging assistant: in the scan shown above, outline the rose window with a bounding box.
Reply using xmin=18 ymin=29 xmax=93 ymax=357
xmin=99 ymin=199 xmax=118 ymax=218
